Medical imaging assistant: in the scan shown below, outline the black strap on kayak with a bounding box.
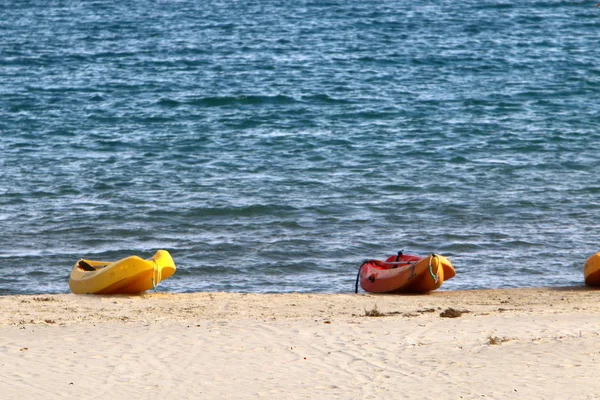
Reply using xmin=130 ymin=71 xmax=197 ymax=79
xmin=355 ymin=261 xmax=367 ymax=293
xmin=393 ymin=250 xmax=403 ymax=268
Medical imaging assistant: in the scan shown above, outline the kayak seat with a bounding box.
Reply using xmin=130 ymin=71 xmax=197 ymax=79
xmin=78 ymin=260 xmax=97 ymax=271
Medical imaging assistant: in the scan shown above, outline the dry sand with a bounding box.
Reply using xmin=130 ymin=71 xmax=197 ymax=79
xmin=1 ymin=287 xmax=600 ymax=399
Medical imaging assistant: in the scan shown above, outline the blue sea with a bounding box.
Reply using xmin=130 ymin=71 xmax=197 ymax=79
xmin=1 ymin=0 xmax=599 ymax=295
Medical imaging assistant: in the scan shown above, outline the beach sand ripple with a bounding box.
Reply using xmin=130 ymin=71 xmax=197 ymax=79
xmin=1 ymin=288 xmax=599 ymax=399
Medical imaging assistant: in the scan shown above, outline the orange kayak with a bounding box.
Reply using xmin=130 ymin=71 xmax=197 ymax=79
xmin=356 ymin=252 xmax=455 ymax=294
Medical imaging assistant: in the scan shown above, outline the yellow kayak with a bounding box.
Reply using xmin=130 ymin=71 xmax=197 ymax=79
xmin=584 ymin=252 xmax=600 ymax=286
xmin=69 ymin=250 xmax=176 ymax=294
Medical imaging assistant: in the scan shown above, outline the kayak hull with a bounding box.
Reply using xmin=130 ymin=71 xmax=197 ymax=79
xmin=358 ymin=253 xmax=455 ymax=294
xmin=69 ymin=250 xmax=176 ymax=295
xmin=584 ymin=252 xmax=600 ymax=286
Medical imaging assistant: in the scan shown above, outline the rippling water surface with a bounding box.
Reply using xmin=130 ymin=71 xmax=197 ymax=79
xmin=1 ymin=0 xmax=600 ymax=294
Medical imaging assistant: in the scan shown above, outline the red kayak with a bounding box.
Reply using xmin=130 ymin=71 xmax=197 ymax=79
xmin=356 ymin=252 xmax=456 ymax=293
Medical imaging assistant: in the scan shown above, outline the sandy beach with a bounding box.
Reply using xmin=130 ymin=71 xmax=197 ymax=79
xmin=1 ymin=288 xmax=600 ymax=399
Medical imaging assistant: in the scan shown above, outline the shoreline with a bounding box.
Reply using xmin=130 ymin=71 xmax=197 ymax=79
xmin=2 ymin=287 xmax=600 ymax=399
xmin=1 ymin=286 xmax=597 ymax=325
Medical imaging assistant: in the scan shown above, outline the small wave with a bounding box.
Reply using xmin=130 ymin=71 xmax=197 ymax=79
xmin=187 ymin=95 xmax=297 ymax=107
xmin=474 ymin=2 xmax=515 ymax=10
xmin=180 ymin=204 xmax=298 ymax=218
xmin=157 ymin=97 xmax=182 ymax=107
xmin=89 ymin=94 xmax=106 ymax=102
xmin=301 ymin=94 xmax=352 ymax=104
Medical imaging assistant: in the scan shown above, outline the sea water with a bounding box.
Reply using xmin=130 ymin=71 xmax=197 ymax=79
xmin=1 ymin=0 xmax=600 ymax=294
